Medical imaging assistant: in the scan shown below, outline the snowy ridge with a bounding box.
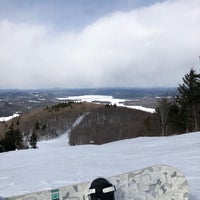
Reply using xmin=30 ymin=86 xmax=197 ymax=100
xmin=0 ymin=114 xmax=20 ymax=122
xmin=0 ymin=132 xmax=199 ymax=199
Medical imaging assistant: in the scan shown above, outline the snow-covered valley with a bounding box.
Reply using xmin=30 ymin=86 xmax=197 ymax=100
xmin=0 ymin=131 xmax=199 ymax=199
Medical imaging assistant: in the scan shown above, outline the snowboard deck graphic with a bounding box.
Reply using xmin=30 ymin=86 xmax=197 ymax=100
xmin=5 ymin=165 xmax=189 ymax=200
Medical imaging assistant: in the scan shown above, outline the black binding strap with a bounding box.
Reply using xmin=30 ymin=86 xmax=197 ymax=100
xmin=86 ymin=178 xmax=116 ymax=200
xmin=87 ymin=185 xmax=116 ymax=195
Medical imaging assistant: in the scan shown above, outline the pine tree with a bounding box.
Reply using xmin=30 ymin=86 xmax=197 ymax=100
xmin=29 ymin=132 xmax=38 ymax=149
xmin=167 ymin=103 xmax=187 ymax=134
xmin=2 ymin=126 xmax=16 ymax=151
xmin=175 ymin=68 xmax=200 ymax=131
xmin=14 ymin=128 xmax=24 ymax=149
xmin=1 ymin=125 xmax=24 ymax=151
xmin=34 ymin=120 xmax=40 ymax=130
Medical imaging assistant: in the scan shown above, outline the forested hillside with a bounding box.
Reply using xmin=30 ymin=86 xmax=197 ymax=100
xmin=0 ymin=102 xmax=102 ymax=151
xmin=0 ymin=101 xmax=159 ymax=151
xmin=155 ymin=68 xmax=200 ymax=136
xmin=69 ymin=105 xmax=158 ymax=145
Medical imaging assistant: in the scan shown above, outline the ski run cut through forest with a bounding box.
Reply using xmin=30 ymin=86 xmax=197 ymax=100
xmin=0 ymin=131 xmax=199 ymax=199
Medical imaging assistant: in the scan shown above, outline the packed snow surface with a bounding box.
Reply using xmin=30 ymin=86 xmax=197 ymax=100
xmin=0 ymin=132 xmax=199 ymax=199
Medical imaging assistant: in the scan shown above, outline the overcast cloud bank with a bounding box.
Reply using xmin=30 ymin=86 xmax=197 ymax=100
xmin=0 ymin=0 xmax=200 ymax=89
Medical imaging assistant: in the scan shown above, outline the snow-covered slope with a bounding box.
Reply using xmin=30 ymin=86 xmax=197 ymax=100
xmin=0 ymin=132 xmax=199 ymax=199
xmin=0 ymin=114 xmax=20 ymax=122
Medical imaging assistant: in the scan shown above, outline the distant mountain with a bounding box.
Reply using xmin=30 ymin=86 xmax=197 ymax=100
xmin=0 ymin=87 xmax=176 ymax=117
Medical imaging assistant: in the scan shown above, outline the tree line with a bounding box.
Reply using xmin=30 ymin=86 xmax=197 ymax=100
xmin=69 ymin=106 xmax=152 ymax=145
xmin=0 ymin=123 xmax=37 ymax=152
xmin=156 ymin=68 xmax=200 ymax=135
xmin=70 ymin=68 xmax=200 ymax=145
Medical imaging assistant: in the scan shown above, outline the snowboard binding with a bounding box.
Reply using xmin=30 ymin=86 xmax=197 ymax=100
xmin=85 ymin=178 xmax=116 ymax=200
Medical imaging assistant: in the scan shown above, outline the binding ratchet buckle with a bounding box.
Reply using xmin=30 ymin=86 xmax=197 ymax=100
xmin=85 ymin=186 xmax=116 ymax=200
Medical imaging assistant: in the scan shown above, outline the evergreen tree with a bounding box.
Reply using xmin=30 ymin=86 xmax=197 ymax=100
xmin=2 ymin=126 xmax=17 ymax=151
xmin=29 ymin=132 xmax=38 ymax=149
xmin=1 ymin=125 xmax=24 ymax=151
xmin=167 ymin=103 xmax=187 ymax=134
xmin=14 ymin=128 xmax=24 ymax=149
xmin=16 ymin=118 xmax=20 ymax=126
xmin=175 ymin=68 xmax=200 ymax=131
xmin=34 ymin=120 xmax=40 ymax=130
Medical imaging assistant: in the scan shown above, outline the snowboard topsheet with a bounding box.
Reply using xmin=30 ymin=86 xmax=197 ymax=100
xmin=5 ymin=165 xmax=189 ymax=200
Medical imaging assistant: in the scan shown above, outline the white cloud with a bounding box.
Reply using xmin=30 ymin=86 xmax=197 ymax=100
xmin=0 ymin=0 xmax=200 ymax=88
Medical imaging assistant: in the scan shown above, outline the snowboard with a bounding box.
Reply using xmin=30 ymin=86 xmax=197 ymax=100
xmin=5 ymin=165 xmax=189 ymax=200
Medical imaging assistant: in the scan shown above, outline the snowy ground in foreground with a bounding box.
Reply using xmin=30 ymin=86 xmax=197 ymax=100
xmin=0 ymin=132 xmax=199 ymax=199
